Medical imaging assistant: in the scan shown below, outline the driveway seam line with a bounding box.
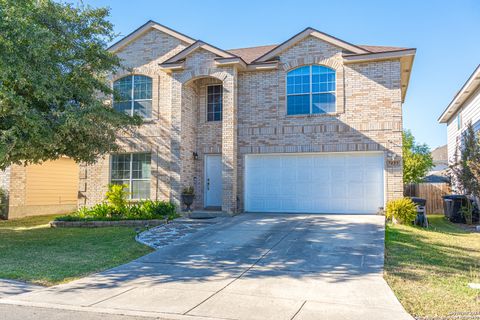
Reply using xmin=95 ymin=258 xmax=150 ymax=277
xmin=183 ymin=225 xmax=296 ymax=316
xmin=290 ymin=300 xmax=307 ymax=320
xmin=86 ymin=286 xmax=137 ymax=307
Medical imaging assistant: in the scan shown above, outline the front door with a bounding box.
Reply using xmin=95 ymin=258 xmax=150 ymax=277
xmin=205 ymin=154 xmax=222 ymax=208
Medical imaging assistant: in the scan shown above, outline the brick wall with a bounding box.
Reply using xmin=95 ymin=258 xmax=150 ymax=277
xmin=79 ymin=29 xmax=189 ymax=207
xmin=82 ymin=30 xmax=404 ymax=214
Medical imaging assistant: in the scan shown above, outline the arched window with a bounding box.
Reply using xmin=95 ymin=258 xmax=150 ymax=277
xmin=286 ymin=65 xmax=336 ymax=115
xmin=113 ymin=75 xmax=152 ymax=118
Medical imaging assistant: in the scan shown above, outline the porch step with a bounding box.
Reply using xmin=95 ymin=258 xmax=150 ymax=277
xmin=188 ymin=210 xmax=232 ymax=219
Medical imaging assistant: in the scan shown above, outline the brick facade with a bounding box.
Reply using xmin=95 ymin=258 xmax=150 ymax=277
xmin=80 ymin=26 xmax=407 ymax=215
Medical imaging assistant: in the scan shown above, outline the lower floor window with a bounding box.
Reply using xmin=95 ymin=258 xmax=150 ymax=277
xmin=110 ymin=153 xmax=151 ymax=199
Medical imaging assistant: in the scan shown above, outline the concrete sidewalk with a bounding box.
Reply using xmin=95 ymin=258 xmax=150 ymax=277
xmin=0 ymin=214 xmax=412 ymax=320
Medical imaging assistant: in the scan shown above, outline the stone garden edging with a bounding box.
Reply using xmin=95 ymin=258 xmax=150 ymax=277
xmin=50 ymin=219 xmax=168 ymax=228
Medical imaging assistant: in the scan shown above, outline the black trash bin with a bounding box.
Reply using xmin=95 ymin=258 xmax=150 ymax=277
xmin=408 ymin=197 xmax=427 ymax=227
xmin=442 ymin=195 xmax=473 ymax=223
xmin=409 ymin=197 xmax=426 ymax=207
xmin=442 ymin=197 xmax=453 ymax=219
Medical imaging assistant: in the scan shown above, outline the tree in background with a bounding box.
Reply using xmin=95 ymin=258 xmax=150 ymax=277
xmin=450 ymin=122 xmax=480 ymax=198
xmin=402 ymin=130 xmax=434 ymax=184
xmin=0 ymin=0 xmax=140 ymax=170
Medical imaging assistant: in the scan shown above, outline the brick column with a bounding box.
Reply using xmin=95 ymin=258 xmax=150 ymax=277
xmin=221 ymin=68 xmax=238 ymax=214
xmin=170 ymin=77 xmax=183 ymax=209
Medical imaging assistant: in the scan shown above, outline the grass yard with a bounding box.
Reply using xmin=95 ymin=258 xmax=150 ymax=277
xmin=0 ymin=215 xmax=152 ymax=286
xmin=385 ymin=215 xmax=480 ymax=317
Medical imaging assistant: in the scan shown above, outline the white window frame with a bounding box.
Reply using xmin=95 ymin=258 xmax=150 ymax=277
xmin=110 ymin=153 xmax=151 ymax=200
xmin=206 ymin=84 xmax=223 ymax=122
xmin=113 ymin=75 xmax=152 ymax=118
xmin=286 ymin=65 xmax=336 ymax=115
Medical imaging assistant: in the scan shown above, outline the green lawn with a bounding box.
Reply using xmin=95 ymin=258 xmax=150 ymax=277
xmin=0 ymin=215 xmax=152 ymax=286
xmin=385 ymin=215 xmax=480 ymax=317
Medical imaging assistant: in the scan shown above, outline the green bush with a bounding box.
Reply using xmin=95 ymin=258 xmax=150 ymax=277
xmin=55 ymin=200 xmax=178 ymax=222
xmin=0 ymin=187 xmax=8 ymax=219
xmin=385 ymin=198 xmax=417 ymax=224
xmin=105 ymin=184 xmax=129 ymax=214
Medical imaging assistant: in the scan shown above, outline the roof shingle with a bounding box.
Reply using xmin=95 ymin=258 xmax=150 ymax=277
xmin=227 ymin=44 xmax=409 ymax=64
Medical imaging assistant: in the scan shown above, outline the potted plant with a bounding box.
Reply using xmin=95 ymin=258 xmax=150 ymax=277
xmin=181 ymin=186 xmax=195 ymax=212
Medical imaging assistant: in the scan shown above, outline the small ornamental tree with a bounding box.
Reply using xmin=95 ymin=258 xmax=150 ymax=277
xmin=450 ymin=122 xmax=480 ymax=200
xmin=402 ymin=130 xmax=434 ymax=184
xmin=0 ymin=0 xmax=141 ymax=170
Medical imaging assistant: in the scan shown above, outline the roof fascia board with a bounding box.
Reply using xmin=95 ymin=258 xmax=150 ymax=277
xmin=158 ymin=61 xmax=185 ymax=72
xmin=343 ymin=49 xmax=416 ymax=63
xmin=214 ymin=57 xmax=247 ymax=69
xmin=246 ymin=62 xmax=279 ymax=71
xmin=163 ymin=40 xmax=237 ymax=64
xmin=108 ymin=20 xmax=195 ymax=53
xmin=438 ymin=65 xmax=480 ymax=123
xmin=400 ymin=55 xmax=415 ymax=103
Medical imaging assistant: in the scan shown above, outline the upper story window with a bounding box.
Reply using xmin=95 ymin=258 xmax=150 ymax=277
xmin=286 ymin=65 xmax=336 ymax=115
xmin=457 ymin=113 xmax=462 ymax=130
xmin=207 ymin=85 xmax=222 ymax=121
xmin=113 ymin=75 xmax=152 ymax=118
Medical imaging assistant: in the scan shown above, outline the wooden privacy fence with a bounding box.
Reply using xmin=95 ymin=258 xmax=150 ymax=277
xmin=404 ymin=183 xmax=451 ymax=214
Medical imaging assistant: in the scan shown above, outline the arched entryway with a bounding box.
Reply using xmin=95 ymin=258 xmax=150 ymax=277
xmin=181 ymin=76 xmax=224 ymax=210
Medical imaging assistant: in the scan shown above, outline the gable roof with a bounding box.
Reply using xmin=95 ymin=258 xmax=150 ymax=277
xmin=108 ymin=20 xmax=412 ymax=65
xmin=438 ymin=65 xmax=480 ymax=123
xmin=253 ymin=28 xmax=370 ymax=63
xmin=108 ymin=20 xmax=195 ymax=52
xmin=162 ymin=40 xmax=240 ymax=64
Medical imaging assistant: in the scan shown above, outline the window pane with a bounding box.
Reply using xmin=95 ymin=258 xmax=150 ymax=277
xmin=133 ymin=76 xmax=152 ymax=100
xmin=312 ymin=93 xmax=336 ymax=114
xmin=113 ymin=101 xmax=132 ymax=115
xmin=111 ymin=179 xmax=130 ymax=189
xmin=287 ymin=94 xmax=310 ymax=115
xmin=312 ymin=66 xmax=335 ymax=93
xmin=131 ymin=180 xmax=150 ymax=199
xmin=287 ymin=66 xmax=310 ymax=94
xmin=132 ymin=153 xmax=151 ymax=179
xmin=207 ymin=85 xmax=222 ymax=122
xmin=113 ymin=76 xmax=132 ymax=101
xmin=111 ymin=154 xmax=131 ymax=180
xmin=134 ymin=100 xmax=152 ymax=118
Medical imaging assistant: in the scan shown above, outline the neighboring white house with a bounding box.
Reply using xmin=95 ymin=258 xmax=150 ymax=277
xmin=438 ymin=65 xmax=480 ymax=166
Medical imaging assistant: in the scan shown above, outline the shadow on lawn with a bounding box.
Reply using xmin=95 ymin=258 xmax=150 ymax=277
xmin=34 ymin=214 xmax=386 ymax=294
xmin=385 ymin=218 xmax=480 ymax=281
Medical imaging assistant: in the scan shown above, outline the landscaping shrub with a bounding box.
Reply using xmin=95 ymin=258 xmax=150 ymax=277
xmin=105 ymin=184 xmax=129 ymax=215
xmin=55 ymin=184 xmax=178 ymax=222
xmin=55 ymin=200 xmax=178 ymax=222
xmin=0 ymin=187 xmax=8 ymax=219
xmin=385 ymin=198 xmax=417 ymax=224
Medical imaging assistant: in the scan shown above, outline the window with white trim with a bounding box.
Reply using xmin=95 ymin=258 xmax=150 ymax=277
xmin=207 ymin=85 xmax=222 ymax=121
xmin=113 ymin=75 xmax=152 ymax=118
xmin=110 ymin=153 xmax=151 ymax=200
xmin=286 ymin=65 xmax=336 ymax=115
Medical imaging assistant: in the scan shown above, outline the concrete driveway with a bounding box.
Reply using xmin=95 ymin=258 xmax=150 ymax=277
xmin=0 ymin=214 xmax=412 ymax=320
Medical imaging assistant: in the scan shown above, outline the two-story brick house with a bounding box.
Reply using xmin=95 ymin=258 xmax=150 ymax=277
xmin=78 ymin=21 xmax=415 ymax=215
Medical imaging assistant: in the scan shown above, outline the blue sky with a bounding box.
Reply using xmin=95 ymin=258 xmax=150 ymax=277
xmin=72 ymin=0 xmax=479 ymax=149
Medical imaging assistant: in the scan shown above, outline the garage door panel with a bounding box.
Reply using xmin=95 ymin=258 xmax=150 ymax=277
xmin=245 ymin=153 xmax=384 ymax=214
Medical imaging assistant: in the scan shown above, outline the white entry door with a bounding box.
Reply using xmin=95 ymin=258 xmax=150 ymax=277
xmin=245 ymin=152 xmax=384 ymax=214
xmin=205 ymin=154 xmax=222 ymax=208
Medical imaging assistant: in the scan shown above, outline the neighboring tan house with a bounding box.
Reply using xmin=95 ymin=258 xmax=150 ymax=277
xmin=439 ymin=65 xmax=480 ymax=165
xmin=78 ymin=20 xmax=416 ymax=214
xmin=0 ymin=158 xmax=79 ymax=219
xmin=422 ymin=145 xmax=449 ymax=183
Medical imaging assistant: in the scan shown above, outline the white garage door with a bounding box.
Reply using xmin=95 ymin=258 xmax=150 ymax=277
xmin=245 ymin=152 xmax=384 ymax=214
